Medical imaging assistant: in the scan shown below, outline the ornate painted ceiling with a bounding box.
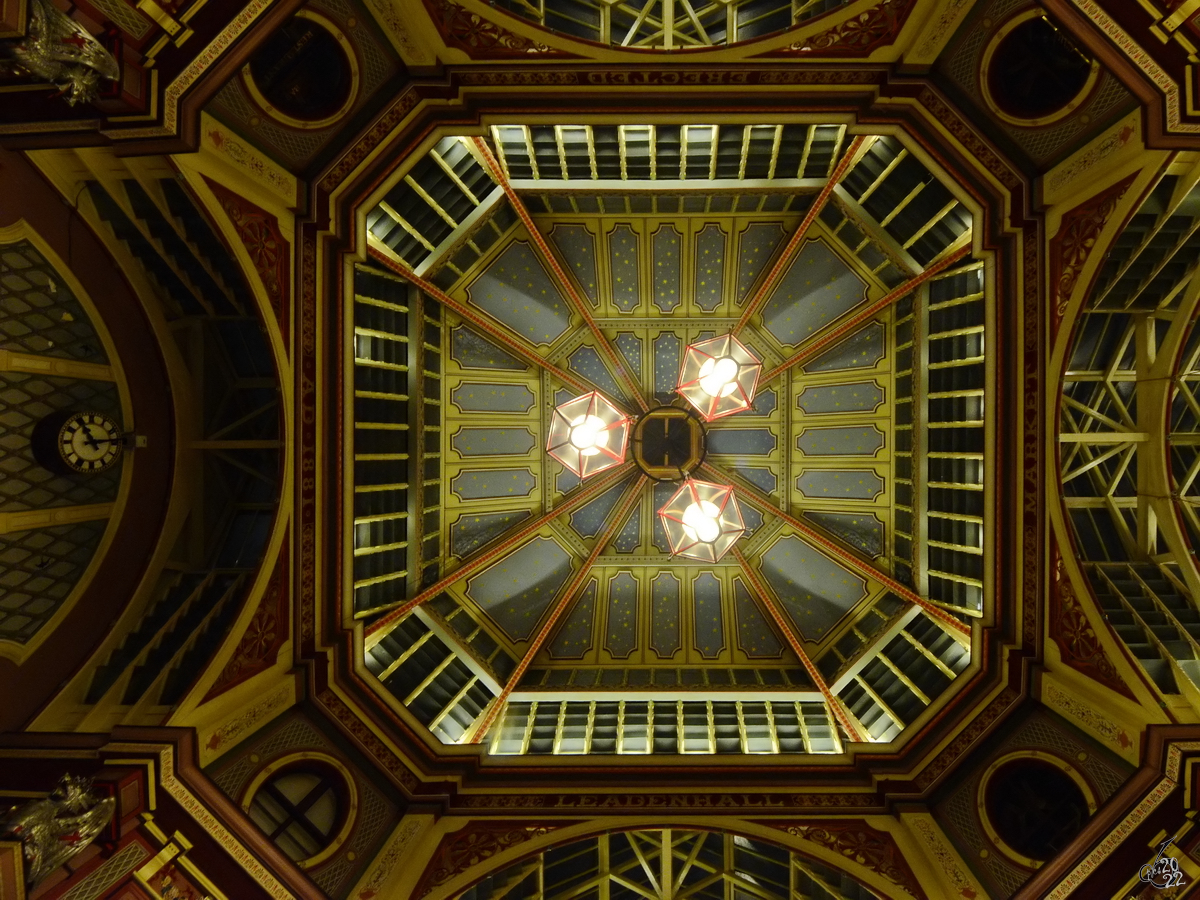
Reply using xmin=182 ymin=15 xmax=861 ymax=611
xmin=12 ymin=0 xmax=1200 ymax=896
xmin=348 ymin=123 xmax=985 ymax=755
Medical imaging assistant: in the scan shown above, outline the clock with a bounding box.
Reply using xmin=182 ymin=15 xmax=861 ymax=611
xmin=50 ymin=411 xmax=124 ymax=474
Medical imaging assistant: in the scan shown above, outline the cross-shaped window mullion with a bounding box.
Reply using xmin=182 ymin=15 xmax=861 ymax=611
xmin=262 ymin=777 xmax=335 ymax=845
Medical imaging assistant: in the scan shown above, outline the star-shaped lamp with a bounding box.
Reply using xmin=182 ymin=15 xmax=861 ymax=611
xmin=676 ymin=333 xmax=762 ymax=421
xmin=657 ymin=478 xmax=746 ymax=562
xmin=547 ymin=391 xmax=631 ymax=479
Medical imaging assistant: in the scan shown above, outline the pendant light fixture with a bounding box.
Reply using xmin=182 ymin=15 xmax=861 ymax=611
xmin=676 ymin=333 xmax=762 ymax=421
xmin=547 ymin=391 xmax=631 ymax=479
xmin=657 ymin=477 xmax=746 ymax=562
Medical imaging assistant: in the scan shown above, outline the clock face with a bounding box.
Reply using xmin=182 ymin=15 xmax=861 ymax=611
xmin=58 ymin=412 xmax=123 ymax=474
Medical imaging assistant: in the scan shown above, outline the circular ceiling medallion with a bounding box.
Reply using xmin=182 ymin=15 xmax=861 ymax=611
xmin=243 ymin=10 xmax=359 ymax=130
xmin=978 ymin=751 xmax=1097 ymax=868
xmin=630 ymin=406 xmax=706 ymax=481
xmin=980 ymin=9 xmax=1100 ymax=127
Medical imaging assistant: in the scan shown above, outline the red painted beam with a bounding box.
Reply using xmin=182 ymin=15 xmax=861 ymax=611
xmin=761 ymin=244 xmax=972 ymax=383
xmin=471 ymin=475 xmax=648 ymax=743
xmin=364 ymin=463 xmax=636 ymax=644
xmin=471 ymin=137 xmax=650 ymax=412
xmin=733 ymin=134 xmax=867 ymax=336
xmin=366 ymin=245 xmax=599 ymax=396
xmin=731 ymin=546 xmax=865 ymax=744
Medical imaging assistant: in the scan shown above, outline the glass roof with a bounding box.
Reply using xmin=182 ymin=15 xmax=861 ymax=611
xmin=481 ymin=0 xmax=854 ymax=49
xmin=350 ymin=123 xmax=988 ymax=756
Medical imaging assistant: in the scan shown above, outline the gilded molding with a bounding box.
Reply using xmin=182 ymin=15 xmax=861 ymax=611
xmin=778 ymin=821 xmax=926 ymax=898
xmin=1044 ymin=776 xmax=1176 ymax=899
xmin=110 ymin=0 xmax=275 ymax=140
xmin=355 ymin=819 xmax=424 ymax=899
xmin=103 ymin=741 xmax=297 ymax=899
xmin=202 ymin=540 xmax=291 ymax=702
xmin=1042 ymin=681 xmax=1133 ymax=755
xmin=1044 ymin=115 xmax=1139 ymax=198
xmin=426 ymin=0 xmax=572 ymax=58
xmin=413 ymin=822 xmax=562 ymax=898
xmin=913 ymin=688 xmax=1021 ymax=790
xmin=204 ymin=177 xmax=293 ymax=351
xmin=912 ymin=0 xmax=972 ymax=59
xmin=761 ymin=0 xmax=917 ymax=56
xmin=1068 ymin=0 xmax=1200 ymax=135
xmin=1047 ymin=545 xmax=1136 ymax=699
xmin=202 ymin=122 xmax=296 ymax=202
xmin=1047 ymin=172 xmax=1138 ymax=337
xmin=200 ymin=683 xmax=292 ymax=756
xmin=910 ymin=816 xmax=983 ymax=899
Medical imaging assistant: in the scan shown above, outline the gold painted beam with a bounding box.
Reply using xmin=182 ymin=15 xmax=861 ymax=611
xmin=0 ymin=503 xmax=113 ymax=535
xmin=733 ymin=134 xmax=867 ymax=336
xmin=0 ymin=349 xmax=114 ymax=381
xmin=731 ymin=546 xmax=866 ymax=743
xmin=470 ymin=475 xmax=647 ymax=743
xmin=364 ymin=463 xmax=636 ymax=646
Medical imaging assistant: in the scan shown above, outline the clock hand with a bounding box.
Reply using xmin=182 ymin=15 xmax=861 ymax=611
xmin=81 ymin=426 xmax=101 ymax=451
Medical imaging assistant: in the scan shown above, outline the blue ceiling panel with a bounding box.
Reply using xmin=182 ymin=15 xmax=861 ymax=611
xmin=608 ymin=225 xmax=640 ymax=312
xmin=651 ymin=571 xmax=681 ymax=658
xmin=451 ymin=326 xmax=527 ymax=370
xmin=706 ymin=428 xmax=777 ymax=456
xmin=466 ymin=536 xmax=574 ymax=641
xmin=760 ymin=240 xmax=867 ymax=347
xmin=451 ymin=382 xmax=535 ymax=413
xmin=452 ymin=427 xmax=537 ymax=457
xmin=801 ymin=510 xmax=884 ymax=557
xmin=797 ymin=382 xmax=884 ymax=415
xmin=605 ymin=572 xmax=639 ymax=658
xmin=549 ymin=579 xmax=597 ymax=659
xmin=760 ymin=535 xmax=867 ymax=641
xmin=802 ymin=322 xmax=885 ymax=372
xmin=451 ymin=468 xmax=537 ymax=500
xmin=797 ymin=426 xmax=884 ymax=457
xmin=795 ymin=469 xmax=883 ymax=500
xmin=570 ymin=477 xmax=631 ymax=539
xmin=467 ymin=241 xmax=571 ymax=345
xmin=568 ymin=345 xmax=624 ymax=402
xmin=451 ymin=509 xmax=532 ymax=558
xmin=652 ymin=225 xmax=682 ymax=314
xmin=736 ymin=223 xmax=786 ymax=303
xmin=613 ymin=498 xmax=642 ymax=552
xmin=694 ymin=224 xmax=726 ymax=313
xmin=733 ymin=578 xmax=783 ymax=658
xmin=549 ymin=225 xmax=599 ymax=305
xmin=693 ymin=573 xmax=725 ymax=659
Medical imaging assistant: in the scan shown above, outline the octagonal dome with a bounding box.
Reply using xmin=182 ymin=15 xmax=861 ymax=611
xmin=349 ymin=122 xmax=987 ymax=756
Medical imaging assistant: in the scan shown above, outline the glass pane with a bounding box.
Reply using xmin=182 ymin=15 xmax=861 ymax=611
xmin=273 ymin=772 xmax=321 ymax=805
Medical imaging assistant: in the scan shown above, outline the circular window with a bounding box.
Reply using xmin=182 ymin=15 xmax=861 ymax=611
xmin=978 ymin=752 xmax=1096 ymax=867
xmin=242 ymin=753 xmax=357 ymax=868
xmin=980 ymin=10 xmax=1099 ymax=127
xmin=243 ymin=10 xmax=359 ymax=130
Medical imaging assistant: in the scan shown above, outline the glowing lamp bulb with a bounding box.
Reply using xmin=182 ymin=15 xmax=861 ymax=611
xmin=681 ymin=499 xmax=722 ymax=543
xmin=547 ymin=391 xmax=631 ymax=479
xmin=697 ymin=357 xmax=740 ymax=397
xmin=568 ymin=414 xmax=608 ymax=455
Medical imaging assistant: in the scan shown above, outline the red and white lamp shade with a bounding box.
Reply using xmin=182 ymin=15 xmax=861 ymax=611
xmin=676 ymin=334 xmax=762 ymax=421
xmin=657 ymin=478 xmax=746 ymax=563
xmin=547 ymin=391 xmax=631 ymax=479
